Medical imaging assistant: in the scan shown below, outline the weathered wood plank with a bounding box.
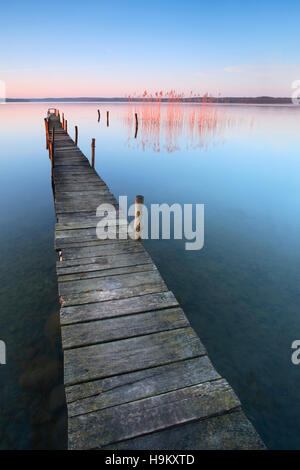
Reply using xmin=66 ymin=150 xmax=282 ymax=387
xmin=60 ymin=241 xmax=145 ymax=260
xmin=58 ymin=271 xmax=164 ymax=296
xmin=64 ymin=327 xmax=206 ymax=386
xmin=65 ymin=355 xmax=220 ymax=408
xmin=58 ymin=263 xmax=155 ymax=282
xmin=57 ymin=251 xmax=152 ymax=275
xmin=68 ymin=379 xmax=239 ymax=449
xmin=101 ymin=409 xmax=265 ymax=450
xmin=62 ymin=307 xmax=188 ymax=349
xmin=60 ymin=280 xmax=168 ymax=306
xmin=60 ymin=291 xmax=178 ymax=325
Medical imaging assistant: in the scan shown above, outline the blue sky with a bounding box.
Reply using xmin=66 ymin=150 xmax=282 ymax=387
xmin=0 ymin=0 xmax=299 ymax=97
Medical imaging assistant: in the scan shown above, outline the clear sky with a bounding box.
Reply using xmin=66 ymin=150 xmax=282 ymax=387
xmin=0 ymin=0 xmax=299 ymax=98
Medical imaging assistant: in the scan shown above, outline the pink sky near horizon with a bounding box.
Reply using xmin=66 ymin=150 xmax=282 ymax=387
xmin=1 ymin=65 xmax=298 ymax=99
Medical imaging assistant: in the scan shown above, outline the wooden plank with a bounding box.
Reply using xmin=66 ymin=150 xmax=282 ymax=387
xmin=58 ymin=271 xmax=163 ymax=296
xmin=55 ymin=218 xmax=128 ymax=230
xmin=55 ymin=190 xmax=112 ymax=197
xmin=60 ymin=241 xmax=145 ymax=260
xmin=101 ymin=409 xmax=265 ymax=450
xmin=58 ymin=264 xmax=155 ymax=282
xmin=65 ymin=355 xmax=220 ymax=408
xmin=56 ymin=251 xmax=152 ymax=275
xmin=60 ymin=280 xmax=168 ymax=306
xmin=60 ymin=291 xmax=179 ymax=325
xmin=68 ymin=379 xmax=240 ymax=449
xmin=56 ymin=238 xmax=133 ymax=250
xmin=64 ymin=327 xmax=206 ymax=385
xmin=62 ymin=307 xmax=189 ymax=349
xmin=57 ymin=211 xmax=123 ymax=224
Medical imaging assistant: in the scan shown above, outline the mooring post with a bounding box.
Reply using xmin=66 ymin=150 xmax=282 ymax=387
xmin=91 ymin=138 xmax=96 ymax=168
xmin=75 ymin=125 xmax=78 ymax=146
xmin=107 ymin=111 xmax=109 ymax=127
xmin=98 ymin=109 xmax=100 ymax=121
xmin=134 ymin=195 xmax=144 ymax=241
xmin=64 ymin=119 xmax=67 ymax=133
xmin=135 ymin=113 xmax=138 ymax=138
xmin=44 ymin=118 xmax=49 ymax=149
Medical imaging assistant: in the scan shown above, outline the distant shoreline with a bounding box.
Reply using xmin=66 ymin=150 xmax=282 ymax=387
xmin=5 ymin=96 xmax=292 ymax=105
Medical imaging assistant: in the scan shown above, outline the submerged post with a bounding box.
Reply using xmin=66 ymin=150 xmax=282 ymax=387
xmin=91 ymin=138 xmax=95 ymax=168
xmin=98 ymin=109 xmax=100 ymax=121
xmin=107 ymin=111 xmax=109 ymax=127
xmin=134 ymin=195 xmax=144 ymax=241
xmin=135 ymin=113 xmax=138 ymax=138
xmin=75 ymin=125 xmax=78 ymax=145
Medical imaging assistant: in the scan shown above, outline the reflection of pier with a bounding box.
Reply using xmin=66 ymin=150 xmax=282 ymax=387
xmin=45 ymin=109 xmax=265 ymax=450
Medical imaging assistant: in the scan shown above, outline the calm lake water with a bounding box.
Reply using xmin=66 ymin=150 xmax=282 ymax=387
xmin=1 ymin=102 xmax=300 ymax=449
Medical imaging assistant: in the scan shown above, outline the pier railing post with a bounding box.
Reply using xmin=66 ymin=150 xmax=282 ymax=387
xmin=62 ymin=113 xmax=65 ymax=129
xmin=75 ymin=126 xmax=78 ymax=146
xmin=91 ymin=138 xmax=96 ymax=168
xmin=44 ymin=118 xmax=49 ymax=149
xmin=64 ymin=119 xmax=67 ymax=133
xmin=134 ymin=195 xmax=144 ymax=241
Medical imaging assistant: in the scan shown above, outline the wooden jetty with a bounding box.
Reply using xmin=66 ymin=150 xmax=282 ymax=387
xmin=45 ymin=110 xmax=265 ymax=450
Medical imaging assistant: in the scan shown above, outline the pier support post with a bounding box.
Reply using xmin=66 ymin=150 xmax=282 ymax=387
xmin=75 ymin=126 xmax=78 ymax=146
xmin=134 ymin=195 xmax=144 ymax=241
xmin=91 ymin=138 xmax=96 ymax=168
xmin=135 ymin=113 xmax=138 ymax=138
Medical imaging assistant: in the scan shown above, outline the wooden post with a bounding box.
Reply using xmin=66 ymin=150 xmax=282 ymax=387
xmin=98 ymin=109 xmax=100 ymax=122
xmin=91 ymin=138 xmax=95 ymax=168
xmin=134 ymin=195 xmax=144 ymax=241
xmin=135 ymin=113 xmax=138 ymax=138
xmin=50 ymin=142 xmax=54 ymax=183
xmin=75 ymin=125 xmax=78 ymax=146
xmin=52 ymin=126 xmax=55 ymax=145
xmin=44 ymin=118 xmax=49 ymax=149
xmin=64 ymin=119 xmax=67 ymax=133
xmin=49 ymin=140 xmax=53 ymax=161
xmin=106 ymin=111 xmax=109 ymax=127
xmin=62 ymin=113 xmax=64 ymax=128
